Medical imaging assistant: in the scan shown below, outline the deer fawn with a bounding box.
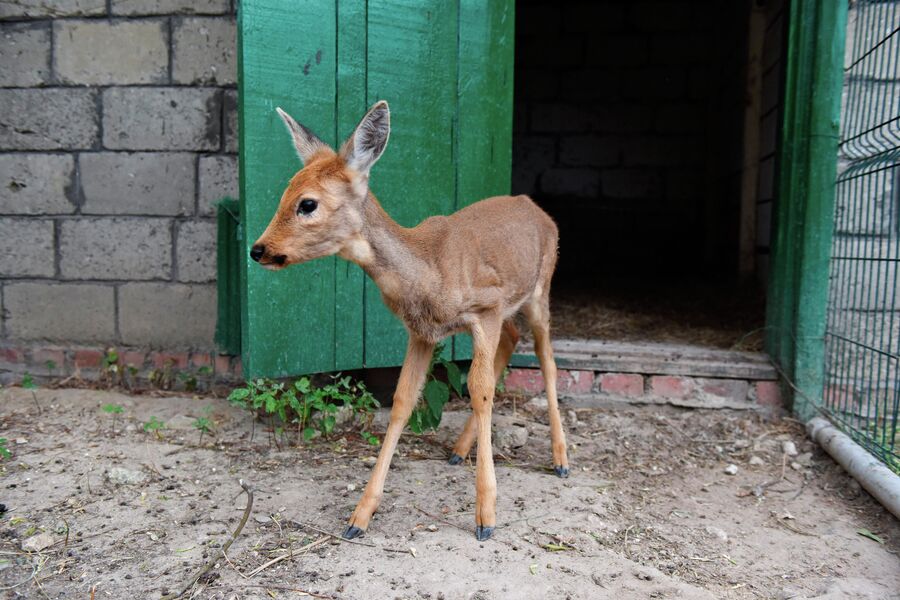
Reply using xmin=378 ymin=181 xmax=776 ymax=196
xmin=251 ymin=101 xmax=568 ymax=541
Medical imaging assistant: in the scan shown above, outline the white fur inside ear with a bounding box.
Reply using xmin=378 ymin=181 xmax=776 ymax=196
xmin=276 ymin=107 xmax=327 ymax=164
xmin=346 ymin=103 xmax=390 ymax=173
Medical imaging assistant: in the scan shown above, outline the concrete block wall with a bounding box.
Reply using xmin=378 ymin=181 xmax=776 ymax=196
xmin=0 ymin=1 xmax=239 ymax=354
xmin=513 ymin=0 xmax=719 ymax=279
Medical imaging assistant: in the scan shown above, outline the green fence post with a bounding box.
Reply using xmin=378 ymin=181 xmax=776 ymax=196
xmin=766 ymin=0 xmax=848 ymax=420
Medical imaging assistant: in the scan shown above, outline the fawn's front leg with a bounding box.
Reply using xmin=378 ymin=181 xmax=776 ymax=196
xmin=469 ymin=316 xmax=502 ymax=541
xmin=344 ymin=335 xmax=433 ymax=539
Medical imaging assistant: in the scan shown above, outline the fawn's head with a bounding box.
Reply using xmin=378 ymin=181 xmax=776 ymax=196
xmin=250 ymin=101 xmax=390 ymax=269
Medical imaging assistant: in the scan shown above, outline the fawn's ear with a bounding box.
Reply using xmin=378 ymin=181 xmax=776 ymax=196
xmin=276 ymin=107 xmax=328 ymax=165
xmin=340 ymin=100 xmax=390 ymax=175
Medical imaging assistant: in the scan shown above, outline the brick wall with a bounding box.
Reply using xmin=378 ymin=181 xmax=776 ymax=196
xmin=0 ymin=1 xmax=238 ymax=353
xmin=513 ymin=0 xmax=784 ymax=282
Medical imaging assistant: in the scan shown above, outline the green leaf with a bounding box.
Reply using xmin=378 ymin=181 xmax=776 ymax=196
xmin=21 ymin=373 xmax=35 ymax=390
xmin=302 ymin=427 xmax=317 ymax=441
xmin=857 ymin=529 xmax=885 ymax=544
xmin=423 ymin=380 xmax=449 ymax=418
xmin=322 ymin=415 xmax=336 ymax=434
xmin=101 ymin=403 xmax=124 ymax=414
xmin=407 ymin=412 xmax=423 ymax=435
xmin=443 ymin=361 xmax=462 ymax=396
xmin=228 ymin=387 xmax=250 ymax=402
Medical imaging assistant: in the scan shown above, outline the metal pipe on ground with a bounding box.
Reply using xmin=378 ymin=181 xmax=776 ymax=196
xmin=807 ymin=417 xmax=900 ymax=520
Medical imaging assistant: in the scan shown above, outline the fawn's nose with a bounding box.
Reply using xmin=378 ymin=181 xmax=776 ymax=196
xmin=250 ymin=244 xmax=265 ymax=262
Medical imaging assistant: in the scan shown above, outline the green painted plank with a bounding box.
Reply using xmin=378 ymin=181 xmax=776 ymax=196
xmin=238 ymin=0 xmax=338 ymax=378
xmin=333 ymin=0 xmax=367 ymax=371
xmin=214 ymin=197 xmax=241 ymax=355
xmin=363 ymin=0 xmax=459 ymax=368
xmin=452 ymin=0 xmax=515 ymax=361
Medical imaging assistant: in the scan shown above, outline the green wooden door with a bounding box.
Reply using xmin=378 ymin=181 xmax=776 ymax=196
xmin=238 ymin=0 xmax=514 ymax=378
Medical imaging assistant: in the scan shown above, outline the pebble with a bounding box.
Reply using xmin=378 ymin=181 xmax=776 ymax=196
xmin=22 ymin=532 xmax=54 ymax=552
xmin=362 ymin=456 xmax=377 ymax=467
xmin=347 ymin=483 xmax=357 ymax=492
xmin=748 ymin=456 xmax=765 ymax=466
xmin=704 ymin=526 xmax=728 ymax=542
xmin=106 ymin=467 xmax=148 ymax=486
xmin=724 ymin=464 xmax=739 ymax=476
xmin=494 ymin=425 xmax=529 ymax=449
xmin=796 ymin=452 xmax=813 ymax=466
xmin=782 ymin=441 xmax=798 ymax=456
xmin=790 ymin=461 xmax=803 ymax=471
xmin=527 ymin=396 xmax=548 ymax=410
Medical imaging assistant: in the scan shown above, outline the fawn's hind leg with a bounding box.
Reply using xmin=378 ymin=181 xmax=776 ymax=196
xmin=523 ymin=292 xmax=569 ymax=477
xmin=449 ymin=319 xmax=519 ymax=465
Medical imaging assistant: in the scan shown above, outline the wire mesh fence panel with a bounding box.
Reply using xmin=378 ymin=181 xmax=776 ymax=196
xmin=824 ymin=0 xmax=900 ymax=472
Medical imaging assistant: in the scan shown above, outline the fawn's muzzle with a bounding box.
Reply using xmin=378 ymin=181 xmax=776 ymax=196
xmin=250 ymin=243 xmax=287 ymax=266
xmin=250 ymin=244 xmax=265 ymax=262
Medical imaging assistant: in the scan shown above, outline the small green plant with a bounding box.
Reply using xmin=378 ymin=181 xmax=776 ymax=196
xmin=101 ymin=403 xmax=124 ymax=431
xmin=21 ymin=373 xmax=41 ymax=413
xmin=193 ymin=416 xmax=212 ymax=444
xmin=45 ymin=360 xmax=57 ymax=378
xmin=0 ymin=438 xmax=11 ymax=460
xmin=407 ymin=343 xmax=464 ymax=434
xmin=143 ymin=416 xmax=165 ymax=439
xmin=228 ymin=374 xmax=380 ymax=445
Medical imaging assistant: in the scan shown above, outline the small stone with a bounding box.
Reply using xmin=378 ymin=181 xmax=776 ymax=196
xmin=527 ymin=396 xmax=547 ymax=409
xmin=347 ymin=483 xmax=357 ymax=492
xmin=565 ymin=409 xmax=578 ymax=425
xmin=748 ymin=456 xmax=765 ymax=466
xmin=426 ymin=524 xmax=438 ymax=532
xmin=22 ymin=532 xmax=54 ymax=552
xmin=724 ymin=464 xmax=739 ymax=476
xmin=782 ymin=441 xmax=798 ymax=456
xmin=494 ymin=424 xmax=529 ymax=449
xmin=106 ymin=467 xmax=148 ymax=485
xmin=790 ymin=461 xmax=803 ymax=471
xmin=362 ymin=456 xmax=377 ymax=467
xmin=704 ymin=526 xmax=728 ymax=542
xmin=796 ymin=452 xmax=812 ymax=466
xmin=733 ymin=439 xmax=750 ymax=449
xmin=253 ymin=515 xmax=271 ymax=524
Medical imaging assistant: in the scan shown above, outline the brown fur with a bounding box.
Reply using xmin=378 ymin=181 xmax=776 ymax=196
xmin=254 ymin=102 xmax=568 ymax=541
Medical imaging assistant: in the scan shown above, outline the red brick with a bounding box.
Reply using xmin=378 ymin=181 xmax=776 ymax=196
xmin=755 ymin=381 xmax=783 ymax=407
xmin=650 ymin=375 xmax=692 ymax=399
xmin=0 ymin=347 xmax=25 ymax=363
xmin=503 ymin=368 xmax=545 ymax=394
xmin=33 ymin=348 xmax=65 ymax=369
xmin=122 ymin=351 xmax=146 ymax=368
xmin=74 ymin=349 xmax=104 ymax=369
xmin=214 ymin=354 xmax=232 ymax=375
xmin=150 ymin=352 xmax=189 ymax=370
xmin=699 ymin=378 xmax=750 ymax=401
xmin=191 ymin=353 xmax=211 ymax=368
xmin=598 ymin=372 xmax=644 ymax=397
xmin=558 ymin=369 xmax=594 ymax=394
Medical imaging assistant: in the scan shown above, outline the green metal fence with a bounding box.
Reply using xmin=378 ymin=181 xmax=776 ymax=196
xmin=823 ymin=0 xmax=900 ymax=472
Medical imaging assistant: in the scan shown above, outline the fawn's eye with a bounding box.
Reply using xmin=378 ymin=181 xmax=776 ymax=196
xmin=297 ymin=198 xmax=318 ymax=215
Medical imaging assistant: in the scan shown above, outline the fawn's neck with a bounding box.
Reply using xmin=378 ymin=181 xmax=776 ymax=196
xmin=339 ymin=193 xmax=433 ymax=300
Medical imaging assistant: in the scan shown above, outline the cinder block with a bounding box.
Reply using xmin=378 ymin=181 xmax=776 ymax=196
xmin=541 ymin=168 xmax=601 ymax=198
xmin=0 ymin=89 xmax=99 ymax=150
xmin=563 ymin=4 xmax=625 ymax=33
xmin=649 ymin=34 xmax=709 ymax=65
xmin=54 ymin=19 xmax=168 ymax=85
xmin=595 ymin=104 xmax=653 ymax=133
xmin=560 ymin=69 xmax=621 ymax=100
xmin=223 ymin=89 xmax=238 ymax=153
xmin=517 ymin=3 xmax=561 ymax=35
xmin=4 ymin=282 xmax=115 ymax=343
xmin=602 ymin=168 xmax=662 ymax=199
xmin=118 ymin=282 xmax=216 ymax=348
xmin=654 ymin=104 xmax=703 ymax=134
xmin=0 ymin=0 xmax=105 ymax=18
xmin=198 ymin=154 xmax=237 ymax=216
xmin=0 ymin=154 xmax=76 ymax=215
xmin=630 ymin=1 xmax=697 ymax=32
xmin=0 ymin=23 xmax=51 ymax=87
xmin=59 ymin=218 xmax=172 ymax=280
xmin=559 ymin=135 xmax=619 ymax=167
xmin=531 ymin=103 xmax=600 ymax=133
xmin=518 ymin=36 xmax=583 ymax=68
xmin=586 ymin=34 xmax=648 ymax=67
xmin=0 ymin=218 xmax=54 ymax=277
xmin=103 ymin=87 xmax=221 ymax=151
xmin=172 ymin=17 xmax=236 ymax=85
xmin=514 ymin=69 xmax=559 ymax=101
xmin=176 ymin=220 xmax=216 ymax=282
xmin=511 ymin=136 xmax=555 ymax=196
xmin=622 ymin=68 xmax=686 ymax=99
xmin=80 ymin=152 xmax=195 ymax=216
xmin=622 ymin=136 xmax=703 ymax=167
xmin=110 ymin=0 xmax=230 ymax=16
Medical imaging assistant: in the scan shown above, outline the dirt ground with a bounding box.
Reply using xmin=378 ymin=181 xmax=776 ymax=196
xmin=1 ymin=386 xmax=898 ymax=599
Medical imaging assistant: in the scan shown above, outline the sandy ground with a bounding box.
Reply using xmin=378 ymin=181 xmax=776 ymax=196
xmin=0 ymin=386 xmax=898 ymax=600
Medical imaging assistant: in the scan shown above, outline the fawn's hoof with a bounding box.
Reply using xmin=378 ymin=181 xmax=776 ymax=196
xmin=342 ymin=525 xmax=365 ymax=540
xmin=554 ymin=465 xmax=570 ymax=478
xmin=475 ymin=526 xmax=494 ymax=542
xmin=448 ymin=453 xmax=464 ymax=466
